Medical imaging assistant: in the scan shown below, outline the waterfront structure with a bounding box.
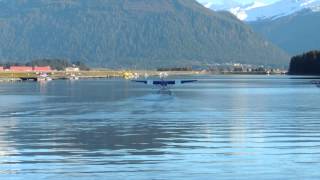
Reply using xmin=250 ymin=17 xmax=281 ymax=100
xmin=33 ymin=66 xmax=52 ymax=72
xmin=9 ymin=66 xmax=33 ymax=72
xmin=65 ymin=67 xmax=80 ymax=72
xmin=7 ymin=66 xmax=53 ymax=72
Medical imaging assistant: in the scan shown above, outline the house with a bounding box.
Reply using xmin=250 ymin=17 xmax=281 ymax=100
xmin=9 ymin=66 xmax=33 ymax=72
xmin=0 ymin=66 xmax=3 ymax=71
xmin=33 ymin=66 xmax=52 ymax=72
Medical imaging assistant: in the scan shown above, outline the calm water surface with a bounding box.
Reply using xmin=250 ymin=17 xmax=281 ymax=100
xmin=1 ymin=75 xmax=320 ymax=180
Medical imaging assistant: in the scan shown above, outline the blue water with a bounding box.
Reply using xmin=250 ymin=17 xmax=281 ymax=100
xmin=1 ymin=75 xmax=320 ymax=180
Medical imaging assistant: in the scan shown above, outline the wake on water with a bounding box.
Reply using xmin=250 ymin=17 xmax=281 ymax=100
xmin=135 ymin=90 xmax=175 ymax=102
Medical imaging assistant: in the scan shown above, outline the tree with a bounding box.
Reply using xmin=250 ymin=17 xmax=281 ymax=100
xmin=289 ymin=50 xmax=320 ymax=75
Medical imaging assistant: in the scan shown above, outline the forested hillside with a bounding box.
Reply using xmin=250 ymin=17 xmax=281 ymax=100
xmin=0 ymin=0 xmax=289 ymax=68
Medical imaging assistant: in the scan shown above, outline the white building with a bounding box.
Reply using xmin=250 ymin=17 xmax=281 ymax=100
xmin=65 ymin=67 xmax=80 ymax=72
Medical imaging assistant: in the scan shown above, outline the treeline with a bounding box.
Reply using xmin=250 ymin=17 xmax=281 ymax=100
xmin=0 ymin=59 xmax=90 ymax=71
xmin=289 ymin=50 xmax=320 ymax=75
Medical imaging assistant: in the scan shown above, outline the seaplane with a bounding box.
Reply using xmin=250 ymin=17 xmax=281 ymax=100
xmin=132 ymin=72 xmax=197 ymax=91
xmin=37 ymin=72 xmax=52 ymax=82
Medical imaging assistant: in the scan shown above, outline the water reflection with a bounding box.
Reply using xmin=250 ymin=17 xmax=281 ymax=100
xmin=0 ymin=118 xmax=18 ymax=157
xmin=1 ymin=76 xmax=320 ymax=179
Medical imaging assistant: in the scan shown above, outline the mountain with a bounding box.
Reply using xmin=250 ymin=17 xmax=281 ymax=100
xmin=201 ymin=0 xmax=320 ymax=22
xmin=0 ymin=0 xmax=289 ymax=68
xmin=201 ymin=0 xmax=242 ymax=11
xmin=250 ymin=9 xmax=320 ymax=55
xmin=200 ymin=0 xmax=320 ymax=55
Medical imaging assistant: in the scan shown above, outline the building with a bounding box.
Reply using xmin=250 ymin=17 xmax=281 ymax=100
xmin=65 ymin=67 xmax=80 ymax=72
xmin=0 ymin=66 xmax=3 ymax=71
xmin=9 ymin=66 xmax=33 ymax=72
xmin=33 ymin=66 xmax=52 ymax=72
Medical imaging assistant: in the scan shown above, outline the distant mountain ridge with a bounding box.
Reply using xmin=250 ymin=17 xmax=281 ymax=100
xmin=200 ymin=0 xmax=320 ymax=56
xmin=0 ymin=0 xmax=289 ymax=68
xmin=250 ymin=9 xmax=320 ymax=55
xmin=201 ymin=0 xmax=320 ymax=21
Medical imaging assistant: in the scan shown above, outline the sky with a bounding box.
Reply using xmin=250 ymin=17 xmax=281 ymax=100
xmin=197 ymin=0 xmax=280 ymax=5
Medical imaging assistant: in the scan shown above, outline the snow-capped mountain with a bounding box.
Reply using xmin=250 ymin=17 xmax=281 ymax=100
xmin=200 ymin=0 xmax=320 ymax=21
xmin=201 ymin=0 xmax=242 ymax=11
xmin=229 ymin=1 xmax=269 ymax=20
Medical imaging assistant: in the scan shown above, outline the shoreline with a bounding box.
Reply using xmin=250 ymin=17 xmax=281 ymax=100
xmin=0 ymin=70 xmax=291 ymax=82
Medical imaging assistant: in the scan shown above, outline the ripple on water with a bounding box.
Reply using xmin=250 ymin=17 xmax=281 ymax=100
xmin=1 ymin=77 xmax=320 ymax=179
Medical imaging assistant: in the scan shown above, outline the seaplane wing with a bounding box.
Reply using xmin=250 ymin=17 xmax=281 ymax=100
xmin=133 ymin=80 xmax=197 ymax=86
xmin=133 ymin=80 xmax=149 ymax=84
xmin=180 ymin=80 xmax=197 ymax=84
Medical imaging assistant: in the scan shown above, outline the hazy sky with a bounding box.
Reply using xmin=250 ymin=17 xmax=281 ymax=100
xmin=197 ymin=0 xmax=280 ymax=5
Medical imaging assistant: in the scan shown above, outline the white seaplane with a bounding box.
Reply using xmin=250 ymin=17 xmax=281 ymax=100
xmin=133 ymin=72 xmax=197 ymax=90
xmin=37 ymin=73 xmax=52 ymax=82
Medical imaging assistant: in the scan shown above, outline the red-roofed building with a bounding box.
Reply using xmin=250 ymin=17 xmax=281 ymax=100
xmin=33 ymin=66 xmax=52 ymax=72
xmin=10 ymin=66 xmax=33 ymax=72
